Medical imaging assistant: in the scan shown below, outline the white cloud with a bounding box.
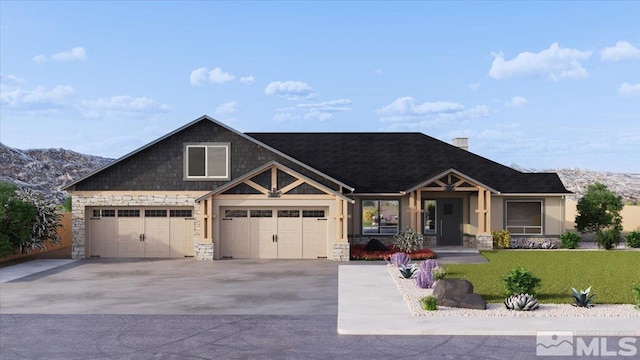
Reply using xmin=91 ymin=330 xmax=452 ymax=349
xmin=240 ymin=76 xmax=255 ymax=84
xmin=489 ymin=43 xmax=592 ymax=81
xmin=215 ymin=101 xmax=239 ymax=115
xmin=51 ymin=47 xmax=87 ymax=62
xmin=374 ymin=68 xmax=383 ymax=75
xmin=296 ymin=99 xmax=352 ymax=111
xmin=377 ymin=96 xmax=490 ymax=126
xmin=1 ymin=85 xmax=74 ymax=108
xmin=468 ymin=82 xmax=480 ymax=91
xmin=80 ymin=95 xmax=171 ymax=117
xmin=601 ymin=41 xmax=640 ymax=61
xmin=0 ymin=74 xmax=26 ymax=88
xmin=273 ymin=112 xmax=299 ymax=123
xmin=505 ymin=96 xmax=528 ymax=108
xmin=272 ymin=99 xmax=351 ymax=122
xmin=32 ymin=54 xmax=47 ymax=64
xmin=264 ymin=81 xmax=314 ymax=100
xmin=189 ymin=67 xmax=234 ymax=86
xmin=618 ymin=82 xmax=640 ymax=97
xmin=32 ymin=47 xmax=87 ymax=63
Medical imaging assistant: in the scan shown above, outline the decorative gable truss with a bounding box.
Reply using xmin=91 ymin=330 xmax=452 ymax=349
xmin=196 ymin=161 xmax=353 ymax=252
xmin=406 ymin=169 xmax=497 ymax=235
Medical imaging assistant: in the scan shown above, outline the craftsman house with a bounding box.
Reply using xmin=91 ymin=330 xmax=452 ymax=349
xmin=65 ymin=115 xmax=571 ymax=260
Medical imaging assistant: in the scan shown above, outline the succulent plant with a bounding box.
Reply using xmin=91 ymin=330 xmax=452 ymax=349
xmin=504 ymin=293 xmax=539 ymax=311
xmin=388 ymin=252 xmax=411 ymax=267
xmin=571 ymin=286 xmax=596 ymax=307
xmin=540 ymin=240 xmax=558 ymax=249
xmin=398 ymin=264 xmax=417 ymax=279
xmin=522 ymin=240 xmax=538 ymax=249
xmin=509 ymin=239 xmax=520 ymax=249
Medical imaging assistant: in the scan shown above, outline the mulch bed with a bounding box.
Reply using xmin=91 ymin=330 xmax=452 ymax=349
xmin=350 ymin=244 xmax=436 ymax=261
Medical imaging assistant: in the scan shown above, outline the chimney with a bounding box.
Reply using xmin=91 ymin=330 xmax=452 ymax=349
xmin=452 ymin=137 xmax=468 ymax=151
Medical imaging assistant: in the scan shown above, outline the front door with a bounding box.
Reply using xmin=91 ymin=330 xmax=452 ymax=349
xmin=437 ymin=199 xmax=462 ymax=246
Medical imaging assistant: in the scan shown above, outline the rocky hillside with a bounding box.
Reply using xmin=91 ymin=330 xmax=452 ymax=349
xmin=511 ymin=164 xmax=640 ymax=204
xmin=1 ymin=143 xmax=638 ymax=204
xmin=0 ymin=142 xmax=113 ymax=203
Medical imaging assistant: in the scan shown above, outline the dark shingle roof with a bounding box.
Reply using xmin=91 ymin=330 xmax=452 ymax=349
xmin=247 ymin=132 xmax=570 ymax=194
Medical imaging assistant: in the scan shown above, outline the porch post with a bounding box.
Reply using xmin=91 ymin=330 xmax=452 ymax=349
xmin=485 ymin=190 xmax=491 ymax=233
xmin=415 ymin=190 xmax=422 ymax=233
xmin=409 ymin=191 xmax=415 ymax=229
xmin=477 ymin=188 xmax=485 ymax=234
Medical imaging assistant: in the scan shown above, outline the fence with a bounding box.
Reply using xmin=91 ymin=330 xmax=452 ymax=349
xmin=565 ymin=200 xmax=640 ymax=233
xmin=0 ymin=212 xmax=72 ymax=263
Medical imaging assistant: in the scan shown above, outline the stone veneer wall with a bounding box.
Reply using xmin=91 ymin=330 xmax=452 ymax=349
xmin=332 ymin=243 xmax=350 ymax=261
xmin=71 ymin=193 xmax=211 ymax=260
xmin=463 ymin=234 xmax=493 ymax=250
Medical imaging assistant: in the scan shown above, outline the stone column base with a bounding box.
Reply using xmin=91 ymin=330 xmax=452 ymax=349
xmin=332 ymin=243 xmax=350 ymax=261
xmin=475 ymin=234 xmax=493 ymax=250
xmin=195 ymin=242 xmax=214 ymax=260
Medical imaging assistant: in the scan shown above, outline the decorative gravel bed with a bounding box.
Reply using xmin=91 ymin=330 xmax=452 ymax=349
xmin=387 ymin=264 xmax=640 ymax=318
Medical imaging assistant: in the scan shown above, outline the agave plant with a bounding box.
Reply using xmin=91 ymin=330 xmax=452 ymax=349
xmin=398 ymin=264 xmax=417 ymax=279
xmin=571 ymin=286 xmax=596 ymax=307
xmin=509 ymin=239 xmax=520 ymax=249
xmin=540 ymin=240 xmax=558 ymax=249
xmin=504 ymin=293 xmax=539 ymax=311
xmin=388 ymin=252 xmax=411 ymax=267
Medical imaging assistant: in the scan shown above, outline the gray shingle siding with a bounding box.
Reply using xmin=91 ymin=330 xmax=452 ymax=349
xmin=73 ymin=119 xmax=340 ymax=192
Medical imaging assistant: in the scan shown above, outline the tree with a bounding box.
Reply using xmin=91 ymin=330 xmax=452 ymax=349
xmin=0 ymin=183 xmax=37 ymax=257
xmin=0 ymin=182 xmax=62 ymax=257
xmin=575 ymin=182 xmax=623 ymax=249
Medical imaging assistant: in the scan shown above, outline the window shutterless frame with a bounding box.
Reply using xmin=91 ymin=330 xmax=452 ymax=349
xmin=504 ymin=199 xmax=544 ymax=235
xmin=183 ymin=143 xmax=231 ymax=180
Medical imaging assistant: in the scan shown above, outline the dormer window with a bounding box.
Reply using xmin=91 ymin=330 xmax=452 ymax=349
xmin=184 ymin=143 xmax=230 ymax=180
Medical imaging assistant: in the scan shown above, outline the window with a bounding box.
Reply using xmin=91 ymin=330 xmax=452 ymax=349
xmin=505 ymin=200 xmax=543 ymax=235
xmin=224 ymin=210 xmax=247 ymax=218
xmin=278 ymin=210 xmax=300 ymax=218
xmin=423 ymin=200 xmax=436 ymax=234
xmin=303 ymin=210 xmax=325 ymax=218
xmin=117 ymin=209 xmax=140 ymax=217
xmin=170 ymin=209 xmax=193 ymax=218
xmin=250 ymin=210 xmax=273 ymax=218
xmin=185 ymin=143 xmax=230 ymax=180
xmin=92 ymin=209 xmax=115 ymax=218
xmin=362 ymin=199 xmax=399 ymax=234
xmin=145 ymin=209 xmax=167 ymax=217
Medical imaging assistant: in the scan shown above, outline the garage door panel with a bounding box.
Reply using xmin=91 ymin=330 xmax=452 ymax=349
xmin=144 ymin=217 xmax=171 ymax=258
xmin=89 ymin=217 xmax=117 ymax=257
xmin=221 ymin=210 xmax=250 ymax=258
xmin=250 ymin=210 xmax=277 ymax=259
xmin=277 ymin=210 xmax=303 ymax=259
xmin=117 ymin=217 xmax=144 ymax=257
xmin=303 ymin=217 xmax=327 ymax=259
xmin=170 ymin=218 xmax=194 ymax=257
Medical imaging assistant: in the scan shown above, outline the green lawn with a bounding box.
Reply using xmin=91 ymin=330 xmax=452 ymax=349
xmin=444 ymin=251 xmax=640 ymax=304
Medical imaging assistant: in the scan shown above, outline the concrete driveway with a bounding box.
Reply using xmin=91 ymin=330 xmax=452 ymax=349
xmin=0 ymin=258 xmax=343 ymax=315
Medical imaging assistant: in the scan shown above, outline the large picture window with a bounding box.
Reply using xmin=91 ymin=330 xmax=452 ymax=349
xmin=362 ymin=199 xmax=399 ymax=234
xmin=505 ymin=200 xmax=543 ymax=235
xmin=185 ymin=143 xmax=230 ymax=180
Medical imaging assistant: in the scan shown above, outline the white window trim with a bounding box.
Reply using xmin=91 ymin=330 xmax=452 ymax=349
xmin=184 ymin=143 xmax=231 ymax=181
xmin=505 ymin=199 xmax=544 ymax=235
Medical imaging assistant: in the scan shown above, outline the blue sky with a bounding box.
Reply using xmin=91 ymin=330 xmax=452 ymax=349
xmin=1 ymin=1 xmax=638 ymax=173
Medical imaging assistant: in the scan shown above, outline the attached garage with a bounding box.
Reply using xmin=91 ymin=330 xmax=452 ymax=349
xmin=220 ymin=207 xmax=328 ymax=259
xmin=86 ymin=207 xmax=195 ymax=258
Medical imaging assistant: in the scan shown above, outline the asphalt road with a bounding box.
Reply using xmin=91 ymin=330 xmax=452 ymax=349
xmin=1 ymin=314 xmax=542 ymax=360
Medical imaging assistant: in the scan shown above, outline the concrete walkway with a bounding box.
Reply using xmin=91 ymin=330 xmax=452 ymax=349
xmin=0 ymin=259 xmax=77 ymax=283
xmin=337 ymin=265 xmax=640 ymax=336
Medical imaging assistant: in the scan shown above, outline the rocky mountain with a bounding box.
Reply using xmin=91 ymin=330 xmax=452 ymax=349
xmin=511 ymin=164 xmax=640 ymax=204
xmin=1 ymin=143 xmax=638 ymax=205
xmin=0 ymin=142 xmax=114 ymax=203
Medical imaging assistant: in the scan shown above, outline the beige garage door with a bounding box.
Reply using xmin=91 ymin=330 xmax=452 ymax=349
xmin=220 ymin=208 xmax=327 ymax=259
xmin=88 ymin=208 xmax=194 ymax=258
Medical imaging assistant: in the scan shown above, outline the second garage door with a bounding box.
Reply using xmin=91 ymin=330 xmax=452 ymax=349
xmin=220 ymin=208 xmax=328 ymax=259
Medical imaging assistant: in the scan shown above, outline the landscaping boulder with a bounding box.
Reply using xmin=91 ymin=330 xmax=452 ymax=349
xmin=364 ymin=238 xmax=388 ymax=252
xmin=433 ymin=278 xmax=486 ymax=310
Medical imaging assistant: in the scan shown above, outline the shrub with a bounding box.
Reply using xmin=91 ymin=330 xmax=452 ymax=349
xmin=415 ymin=259 xmax=440 ymax=289
xmin=571 ymin=286 xmax=595 ymax=308
xmin=539 ymin=240 xmax=558 ymax=249
xmin=419 ymin=296 xmax=438 ymax=311
xmin=393 ymin=227 xmax=423 ymax=253
xmin=597 ymin=228 xmax=621 ymax=250
xmin=432 ymin=266 xmax=447 ymax=281
xmin=632 ymin=282 xmax=640 ymax=309
xmin=492 ymin=229 xmax=511 ymax=249
xmin=502 ymin=267 xmax=541 ymax=297
xmin=560 ymin=231 xmax=581 ymax=249
xmin=625 ymin=231 xmax=640 ymax=248
xmin=388 ymin=252 xmax=411 ymax=267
